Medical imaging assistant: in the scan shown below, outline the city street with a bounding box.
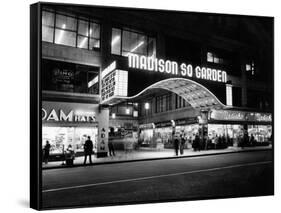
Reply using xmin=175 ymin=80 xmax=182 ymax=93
xmin=42 ymin=150 xmax=273 ymax=209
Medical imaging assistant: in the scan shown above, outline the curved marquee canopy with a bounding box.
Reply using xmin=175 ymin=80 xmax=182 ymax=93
xmin=103 ymin=78 xmax=227 ymax=110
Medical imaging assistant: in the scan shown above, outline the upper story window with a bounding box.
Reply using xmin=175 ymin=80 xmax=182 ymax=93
xmin=111 ymin=28 xmax=156 ymax=57
xmin=246 ymin=62 xmax=255 ymax=75
xmin=42 ymin=59 xmax=99 ymax=94
xmin=175 ymin=94 xmax=188 ymax=109
xmin=42 ymin=10 xmax=100 ymax=50
xmin=207 ymin=52 xmax=224 ymax=64
xmin=155 ymin=93 xmax=172 ymax=113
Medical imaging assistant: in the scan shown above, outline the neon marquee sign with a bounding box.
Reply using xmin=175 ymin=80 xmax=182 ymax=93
xmin=128 ymin=54 xmax=227 ymax=83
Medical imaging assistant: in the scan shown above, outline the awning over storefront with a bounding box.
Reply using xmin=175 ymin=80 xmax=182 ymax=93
xmin=119 ymin=78 xmax=226 ymax=110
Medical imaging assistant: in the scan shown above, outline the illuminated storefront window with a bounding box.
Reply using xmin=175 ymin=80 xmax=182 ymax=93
xmin=139 ymin=129 xmax=154 ymax=145
xmin=248 ymin=125 xmax=272 ymax=142
xmin=111 ymin=28 xmax=156 ymax=57
xmin=208 ymin=124 xmax=244 ymax=140
xmin=42 ymin=9 xmax=101 ymax=50
xmin=42 ymin=126 xmax=98 ymax=154
xmin=175 ymin=124 xmax=199 ymax=139
xmin=155 ymin=127 xmax=173 ymax=147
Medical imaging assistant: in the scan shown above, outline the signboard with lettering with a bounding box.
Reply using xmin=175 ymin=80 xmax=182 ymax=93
xmin=128 ymin=54 xmax=228 ymax=83
xmin=42 ymin=101 xmax=98 ymax=125
xmin=210 ymin=110 xmax=272 ymax=123
xmin=101 ymin=69 xmax=128 ymax=102
xmin=42 ymin=108 xmax=96 ymax=123
xmin=100 ymin=61 xmax=128 ymax=104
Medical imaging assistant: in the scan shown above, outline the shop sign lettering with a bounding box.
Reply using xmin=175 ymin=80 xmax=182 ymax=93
xmin=246 ymin=113 xmax=272 ymax=122
xmin=210 ymin=110 xmax=272 ymax=122
xmin=128 ymin=54 xmax=227 ymax=83
xmin=42 ymin=108 xmax=96 ymax=123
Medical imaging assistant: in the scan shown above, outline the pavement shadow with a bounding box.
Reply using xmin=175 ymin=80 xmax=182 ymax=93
xmin=17 ymin=199 xmax=29 ymax=208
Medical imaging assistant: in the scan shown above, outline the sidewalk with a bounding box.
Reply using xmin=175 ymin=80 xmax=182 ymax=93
xmin=42 ymin=145 xmax=272 ymax=170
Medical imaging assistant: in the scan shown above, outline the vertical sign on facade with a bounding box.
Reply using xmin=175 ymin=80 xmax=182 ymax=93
xmin=97 ymin=107 xmax=109 ymax=157
xmin=101 ymin=69 xmax=128 ymax=103
xmin=226 ymin=84 xmax=233 ymax=106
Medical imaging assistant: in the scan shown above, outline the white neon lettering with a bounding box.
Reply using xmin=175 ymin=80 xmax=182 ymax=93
xmin=147 ymin=57 xmax=154 ymax=71
xmin=128 ymin=54 xmax=139 ymax=69
xmin=187 ymin=64 xmax=193 ymax=77
xmin=222 ymin=71 xmax=227 ymax=82
xmin=201 ymin=67 xmax=207 ymax=79
xmin=171 ymin=61 xmax=178 ymax=75
xmin=127 ymin=54 xmax=228 ymax=83
xmin=195 ymin=66 xmax=201 ymax=78
xmin=158 ymin=59 xmax=165 ymax=72
xmin=47 ymin=109 xmax=59 ymax=121
xmin=206 ymin=68 xmax=212 ymax=80
xmin=212 ymin=69 xmax=217 ymax=81
xmin=59 ymin=110 xmax=73 ymax=122
xmin=165 ymin=60 xmax=171 ymax=73
xmin=180 ymin=63 xmax=187 ymax=76
xmin=140 ymin=56 xmax=147 ymax=70
xmin=42 ymin=108 xmax=47 ymax=120
xmin=217 ymin=70 xmax=222 ymax=82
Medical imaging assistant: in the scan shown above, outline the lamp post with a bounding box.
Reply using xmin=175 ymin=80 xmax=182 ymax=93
xmin=126 ymin=102 xmax=130 ymax=115
xmin=144 ymin=102 xmax=150 ymax=111
xmin=144 ymin=102 xmax=150 ymax=145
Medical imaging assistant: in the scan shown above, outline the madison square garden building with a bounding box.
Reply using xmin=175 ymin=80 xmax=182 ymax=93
xmin=41 ymin=4 xmax=273 ymax=159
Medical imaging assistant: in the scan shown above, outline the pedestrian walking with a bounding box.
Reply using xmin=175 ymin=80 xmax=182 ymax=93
xmin=193 ymin=134 xmax=200 ymax=151
xmin=214 ymin=135 xmax=218 ymax=149
xmin=180 ymin=135 xmax=186 ymax=155
xmin=218 ymin=135 xmax=222 ymax=149
xmin=244 ymin=133 xmax=249 ymax=147
xmin=198 ymin=135 xmax=203 ymax=151
xmin=83 ymin=136 xmax=93 ymax=165
xmin=43 ymin=141 xmax=51 ymax=164
xmin=174 ymin=136 xmax=179 ymax=156
xmin=108 ymin=140 xmax=115 ymax=156
xmin=250 ymin=134 xmax=255 ymax=146
xmin=239 ymin=135 xmax=244 ymax=149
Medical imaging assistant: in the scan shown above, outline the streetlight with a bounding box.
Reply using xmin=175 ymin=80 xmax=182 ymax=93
xmin=144 ymin=102 xmax=150 ymax=122
xmin=144 ymin=102 xmax=150 ymax=146
xmin=144 ymin=102 xmax=150 ymax=110
xmin=126 ymin=108 xmax=130 ymax=115
xmin=126 ymin=102 xmax=130 ymax=115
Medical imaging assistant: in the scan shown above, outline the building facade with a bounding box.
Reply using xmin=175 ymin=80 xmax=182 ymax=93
xmin=41 ymin=4 xmax=273 ymax=157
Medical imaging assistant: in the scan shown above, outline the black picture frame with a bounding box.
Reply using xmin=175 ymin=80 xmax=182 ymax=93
xmin=30 ymin=2 xmax=274 ymax=210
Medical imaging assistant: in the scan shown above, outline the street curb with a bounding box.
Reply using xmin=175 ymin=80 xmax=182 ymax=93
xmin=42 ymin=148 xmax=272 ymax=170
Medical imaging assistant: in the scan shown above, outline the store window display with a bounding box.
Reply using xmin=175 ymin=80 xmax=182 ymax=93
xmin=208 ymin=124 xmax=244 ymax=146
xmin=42 ymin=127 xmax=98 ymax=155
xmin=248 ymin=125 xmax=272 ymax=143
